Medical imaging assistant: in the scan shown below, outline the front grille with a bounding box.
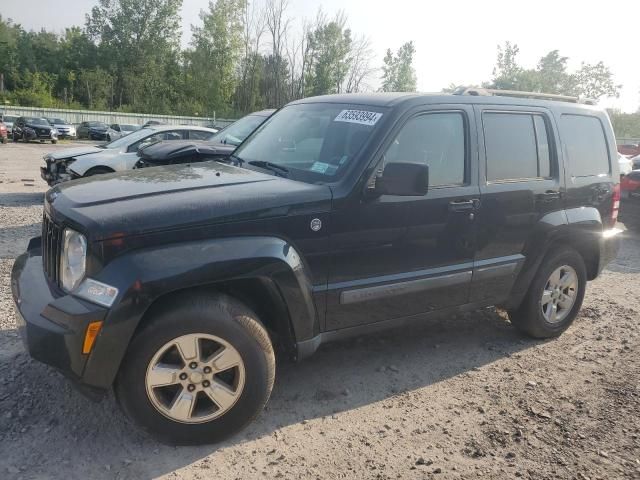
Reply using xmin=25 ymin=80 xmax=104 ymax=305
xmin=42 ymin=214 xmax=63 ymax=285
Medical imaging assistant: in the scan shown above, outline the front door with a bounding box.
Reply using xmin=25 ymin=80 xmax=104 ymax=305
xmin=325 ymin=106 xmax=480 ymax=331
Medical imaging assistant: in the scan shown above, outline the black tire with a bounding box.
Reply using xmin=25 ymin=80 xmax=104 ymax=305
xmin=508 ymin=247 xmax=587 ymax=338
xmin=1 ymin=137 xmax=6 ymax=144
xmin=115 ymin=293 xmax=275 ymax=445
xmin=51 ymin=139 xmax=57 ymax=144
xmin=84 ymin=167 xmax=114 ymax=177
xmin=12 ymin=133 xmax=18 ymax=142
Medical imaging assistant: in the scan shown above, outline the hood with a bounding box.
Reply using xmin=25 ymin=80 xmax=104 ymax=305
xmin=26 ymin=123 xmax=53 ymax=130
xmin=46 ymin=162 xmax=332 ymax=241
xmin=138 ymin=140 xmax=234 ymax=163
xmin=46 ymin=146 xmax=105 ymax=161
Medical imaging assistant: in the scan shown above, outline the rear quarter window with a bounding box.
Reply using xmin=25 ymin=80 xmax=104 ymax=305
xmin=560 ymin=114 xmax=610 ymax=177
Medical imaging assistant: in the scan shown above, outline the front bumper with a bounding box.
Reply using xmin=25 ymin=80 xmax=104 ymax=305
xmin=41 ymin=158 xmax=77 ymax=185
xmin=11 ymin=238 xmax=108 ymax=395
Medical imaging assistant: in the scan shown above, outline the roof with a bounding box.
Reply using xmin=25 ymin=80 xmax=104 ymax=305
xmin=147 ymin=124 xmax=218 ymax=132
xmin=289 ymin=92 xmax=603 ymax=112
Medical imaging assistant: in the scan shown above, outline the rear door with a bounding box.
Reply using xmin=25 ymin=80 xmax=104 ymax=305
xmin=471 ymin=105 xmax=563 ymax=304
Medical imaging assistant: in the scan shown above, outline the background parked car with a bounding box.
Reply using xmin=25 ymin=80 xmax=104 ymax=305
xmin=42 ymin=125 xmax=218 ymax=184
xmin=1 ymin=114 xmax=16 ymax=135
xmin=618 ymin=143 xmax=640 ymax=157
xmin=12 ymin=117 xmax=58 ymax=143
xmin=619 ymin=153 xmax=633 ymax=176
xmin=620 ymin=170 xmax=640 ymax=231
xmin=134 ymin=109 xmax=274 ymax=169
xmin=77 ymin=121 xmax=109 ymax=140
xmin=0 ymin=122 xmax=7 ymax=143
xmin=630 ymin=154 xmax=640 ymax=170
xmin=107 ymin=123 xmax=140 ymax=141
xmin=46 ymin=117 xmax=77 ymax=139
xmin=141 ymin=120 xmax=164 ymax=128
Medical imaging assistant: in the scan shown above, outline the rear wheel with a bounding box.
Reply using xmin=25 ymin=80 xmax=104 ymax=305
xmin=115 ymin=293 xmax=275 ymax=445
xmin=508 ymin=247 xmax=587 ymax=338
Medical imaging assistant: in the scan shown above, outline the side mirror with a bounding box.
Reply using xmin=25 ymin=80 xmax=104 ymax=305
xmin=372 ymin=162 xmax=429 ymax=196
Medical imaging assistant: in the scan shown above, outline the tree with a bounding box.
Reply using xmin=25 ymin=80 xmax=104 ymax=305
xmin=487 ymin=42 xmax=620 ymax=100
xmin=86 ymin=0 xmax=183 ymax=111
xmin=380 ymin=41 xmax=417 ymax=92
xmin=574 ymin=61 xmax=621 ymax=99
xmin=189 ymin=0 xmax=246 ymax=115
xmin=305 ymin=12 xmax=353 ymax=96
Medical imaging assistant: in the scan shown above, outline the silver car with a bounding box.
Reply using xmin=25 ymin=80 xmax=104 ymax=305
xmin=106 ymin=123 xmax=141 ymax=141
xmin=1 ymin=115 xmax=17 ymax=135
xmin=46 ymin=117 xmax=77 ymax=139
xmin=41 ymin=124 xmax=218 ymax=185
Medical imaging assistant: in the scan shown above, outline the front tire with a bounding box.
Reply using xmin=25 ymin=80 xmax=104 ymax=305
xmin=508 ymin=247 xmax=587 ymax=338
xmin=51 ymin=139 xmax=57 ymax=144
xmin=115 ymin=293 xmax=275 ymax=445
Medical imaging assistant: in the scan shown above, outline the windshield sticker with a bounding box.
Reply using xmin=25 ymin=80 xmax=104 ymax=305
xmin=311 ymin=162 xmax=330 ymax=174
xmin=334 ymin=110 xmax=382 ymax=126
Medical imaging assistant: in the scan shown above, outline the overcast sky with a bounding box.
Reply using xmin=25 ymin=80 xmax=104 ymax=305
xmin=4 ymin=0 xmax=639 ymax=112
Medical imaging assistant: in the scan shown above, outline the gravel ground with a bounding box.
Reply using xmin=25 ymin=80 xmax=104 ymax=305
xmin=0 ymin=142 xmax=639 ymax=480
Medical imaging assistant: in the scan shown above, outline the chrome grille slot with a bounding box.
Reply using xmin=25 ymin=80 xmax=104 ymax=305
xmin=42 ymin=214 xmax=63 ymax=285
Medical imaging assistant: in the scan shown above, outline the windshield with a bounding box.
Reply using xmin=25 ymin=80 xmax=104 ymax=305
xmin=26 ymin=117 xmax=50 ymax=126
xmin=48 ymin=118 xmax=66 ymax=124
xmin=121 ymin=124 xmax=139 ymax=131
xmin=233 ymin=103 xmax=385 ymax=182
xmin=88 ymin=121 xmax=107 ymax=128
xmin=3 ymin=116 xmax=16 ymax=122
xmin=211 ymin=114 xmax=269 ymax=146
xmin=102 ymin=127 xmax=156 ymax=149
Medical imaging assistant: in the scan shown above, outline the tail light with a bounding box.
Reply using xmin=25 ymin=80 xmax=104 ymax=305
xmin=611 ymin=183 xmax=620 ymax=225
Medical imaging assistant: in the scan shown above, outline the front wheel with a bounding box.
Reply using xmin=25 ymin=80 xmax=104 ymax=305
xmin=115 ymin=293 xmax=275 ymax=445
xmin=508 ymin=247 xmax=587 ymax=338
xmin=51 ymin=139 xmax=57 ymax=144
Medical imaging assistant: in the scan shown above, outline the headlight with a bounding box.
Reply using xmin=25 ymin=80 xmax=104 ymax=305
xmin=60 ymin=228 xmax=87 ymax=291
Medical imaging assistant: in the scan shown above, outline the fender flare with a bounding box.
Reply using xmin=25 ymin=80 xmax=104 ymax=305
xmin=506 ymin=206 xmax=604 ymax=308
xmin=82 ymin=236 xmax=318 ymax=388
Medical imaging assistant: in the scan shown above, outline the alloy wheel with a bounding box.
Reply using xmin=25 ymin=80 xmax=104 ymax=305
xmin=540 ymin=265 xmax=578 ymax=324
xmin=145 ymin=333 xmax=246 ymax=424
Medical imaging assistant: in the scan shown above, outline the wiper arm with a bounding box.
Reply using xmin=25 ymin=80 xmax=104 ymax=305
xmin=247 ymin=160 xmax=289 ymax=177
xmin=230 ymin=153 xmax=244 ymax=166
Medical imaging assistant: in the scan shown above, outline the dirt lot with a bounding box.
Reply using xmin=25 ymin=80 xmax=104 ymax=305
xmin=1 ymin=142 xmax=639 ymax=480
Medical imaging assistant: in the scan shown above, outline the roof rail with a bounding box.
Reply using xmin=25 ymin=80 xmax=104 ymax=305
xmin=452 ymin=87 xmax=597 ymax=105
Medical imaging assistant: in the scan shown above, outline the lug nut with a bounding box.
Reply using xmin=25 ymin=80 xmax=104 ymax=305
xmin=179 ymin=373 xmax=188 ymax=380
xmin=202 ymin=380 xmax=210 ymax=388
xmin=187 ymin=384 xmax=196 ymax=392
xmin=203 ymin=366 xmax=212 ymax=374
xmin=189 ymin=362 xmax=198 ymax=369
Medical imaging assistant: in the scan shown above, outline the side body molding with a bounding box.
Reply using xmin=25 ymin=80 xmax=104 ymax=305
xmin=82 ymin=236 xmax=317 ymax=388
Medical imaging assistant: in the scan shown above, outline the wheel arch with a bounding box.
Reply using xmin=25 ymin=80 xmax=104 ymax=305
xmin=81 ymin=236 xmax=318 ymax=389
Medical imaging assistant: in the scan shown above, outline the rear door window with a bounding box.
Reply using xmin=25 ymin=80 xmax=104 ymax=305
xmin=483 ymin=112 xmax=552 ymax=182
xmin=560 ymin=114 xmax=610 ymax=177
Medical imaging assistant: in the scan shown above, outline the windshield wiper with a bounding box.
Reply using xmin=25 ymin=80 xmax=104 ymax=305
xmin=230 ymin=153 xmax=244 ymax=166
xmin=247 ymin=160 xmax=289 ymax=177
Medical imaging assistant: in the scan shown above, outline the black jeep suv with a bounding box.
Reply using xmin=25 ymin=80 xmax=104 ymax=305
xmin=11 ymin=91 xmax=621 ymax=445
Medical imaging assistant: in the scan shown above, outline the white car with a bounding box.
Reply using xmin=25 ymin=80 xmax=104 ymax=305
xmin=41 ymin=125 xmax=218 ymax=185
xmin=106 ymin=123 xmax=141 ymax=141
xmin=619 ymin=153 xmax=633 ymax=176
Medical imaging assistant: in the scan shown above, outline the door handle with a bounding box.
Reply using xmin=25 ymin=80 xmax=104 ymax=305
xmin=449 ymin=199 xmax=479 ymax=212
xmin=537 ymin=190 xmax=561 ymax=202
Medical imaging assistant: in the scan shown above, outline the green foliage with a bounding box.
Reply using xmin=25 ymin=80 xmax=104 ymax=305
xmin=486 ymin=41 xmax=620 ymax=100
xmin=610 ymin=111 xmax=640 ymax=139
xmin=380 ymin=41 xmax=417 ymax=92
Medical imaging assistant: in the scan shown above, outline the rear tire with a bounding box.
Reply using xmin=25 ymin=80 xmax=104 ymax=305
xmin=508 ymin=247 xmax=587 ymax=338
xmin=115 ymin=293 xmax=275 ymax=445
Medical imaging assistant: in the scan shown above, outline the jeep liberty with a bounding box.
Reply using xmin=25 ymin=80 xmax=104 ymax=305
xmin=12 ymin=90 xmax=621 ymax=444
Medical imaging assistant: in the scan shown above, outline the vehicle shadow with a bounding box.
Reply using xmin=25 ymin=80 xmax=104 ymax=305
xmin=0 ymin=307 xmax=540 ymax=479
xmin=0 ymin=222 xmax=41 ymax=259
xmin=0 ymin=192 xmax=45 ymax=207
